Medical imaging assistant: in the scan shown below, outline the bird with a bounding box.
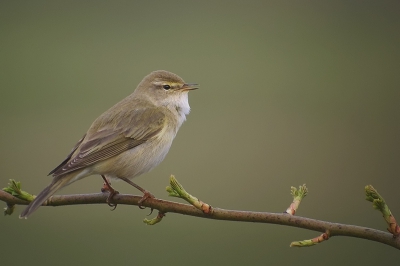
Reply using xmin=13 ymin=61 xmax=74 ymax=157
xmin=20 ymin=70 xmax=198 ymax=218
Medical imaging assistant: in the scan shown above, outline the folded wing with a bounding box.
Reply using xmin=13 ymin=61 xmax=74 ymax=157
xmin=49 ymin=106 xmax=166 ymax=177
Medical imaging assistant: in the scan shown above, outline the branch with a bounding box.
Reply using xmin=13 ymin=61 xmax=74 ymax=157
xmin=1 ymin=179 xmax=399 ymax=250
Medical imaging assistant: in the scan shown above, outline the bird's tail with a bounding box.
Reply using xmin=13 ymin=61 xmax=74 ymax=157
xmin=19 ymin=173 xmax=77 ymax=219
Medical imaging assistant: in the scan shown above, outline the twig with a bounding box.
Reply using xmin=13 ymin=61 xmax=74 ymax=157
xmin=1 ymin=189 xmax=399 ymax=250
xmin=290 ymin=231 xmax=330 ymax=247
xmin=365 ymin=185 xmax=400 ymax=237
xmin=167 ymin=175 xmax=213 ymax=214
xmin=285 ymin=184 xmax=308 ymax=215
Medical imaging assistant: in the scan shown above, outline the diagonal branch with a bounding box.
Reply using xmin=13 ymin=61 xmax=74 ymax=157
xmin=1 ymin=189 xmax=399 ymax=250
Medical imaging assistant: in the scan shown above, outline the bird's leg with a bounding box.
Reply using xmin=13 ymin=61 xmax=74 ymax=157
xmin=100 ymin=175 xmax=119 ymax=210
xmin=118 ymin=177 xmax=155 ymax=213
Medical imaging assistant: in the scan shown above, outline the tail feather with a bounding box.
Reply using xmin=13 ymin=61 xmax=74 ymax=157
xmin=20 ymin=174 xmax=76 ymax=219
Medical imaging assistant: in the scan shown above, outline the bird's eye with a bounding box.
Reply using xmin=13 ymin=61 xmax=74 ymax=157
xmin=163 ymin=84 xmax=171 ymax=90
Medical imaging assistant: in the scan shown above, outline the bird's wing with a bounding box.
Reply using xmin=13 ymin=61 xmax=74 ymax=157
xmin=49 ymin=106 xmax=166 ymax=177
xmin=48 ymin=134 xmax=86 ymax=176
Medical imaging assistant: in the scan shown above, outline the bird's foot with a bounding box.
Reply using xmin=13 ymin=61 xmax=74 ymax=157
xmin=138 ymin=190 xmax=155 ymax=215
xmin=106 ymin=189 xmax=119 ymax=210
xmin=101 ymin=176 xmax=119 ymax=210
xmin=117 ymin=176 xmax=155 ymax=214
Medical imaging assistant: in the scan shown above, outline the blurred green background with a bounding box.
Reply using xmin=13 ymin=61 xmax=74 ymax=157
xmin=1 ymin=1 xmax=399 ymax=265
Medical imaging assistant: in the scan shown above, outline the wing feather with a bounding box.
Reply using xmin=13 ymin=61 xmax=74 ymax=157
xmin=50 ymin=105 xmax=166 ymax=177
xmin=48 ymin=134 xmax=86 ymax=176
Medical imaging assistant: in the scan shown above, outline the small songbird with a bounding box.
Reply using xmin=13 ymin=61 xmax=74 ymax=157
xmin=20 ymin=70 xmax=198 ymax=218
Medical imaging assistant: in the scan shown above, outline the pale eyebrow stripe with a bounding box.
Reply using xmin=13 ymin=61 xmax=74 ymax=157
xmin=152 ymin=81 xmax=180 ymax=86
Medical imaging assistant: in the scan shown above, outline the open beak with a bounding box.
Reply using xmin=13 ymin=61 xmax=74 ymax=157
xmin=180 ymin=83 xmax=199 ymax=91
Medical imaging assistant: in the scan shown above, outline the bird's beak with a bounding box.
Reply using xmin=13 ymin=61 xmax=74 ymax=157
xmin=180 ymin=83 xmax=199 ymax=91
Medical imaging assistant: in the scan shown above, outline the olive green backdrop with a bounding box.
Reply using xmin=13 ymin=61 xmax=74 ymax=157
xmin=1 ymin=1 xmax=399 ymax=265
